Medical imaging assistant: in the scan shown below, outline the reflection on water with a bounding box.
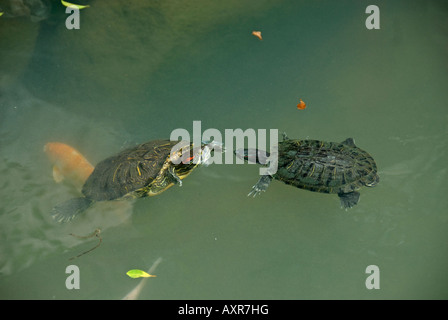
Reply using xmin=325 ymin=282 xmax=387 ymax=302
xmin=1 ymin=0 xmax=448 ymax=299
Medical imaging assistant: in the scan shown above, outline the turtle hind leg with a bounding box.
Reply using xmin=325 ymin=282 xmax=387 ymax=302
xmin=51 ymin=197 xmax=93 ymax=223
xmin=338 ymin=191 xmax=360 ymax=209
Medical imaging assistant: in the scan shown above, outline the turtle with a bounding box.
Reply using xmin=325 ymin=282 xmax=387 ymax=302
xmin=52 ymin=139 xmax=218 ymax=222
xmin=235 ymin=133 xmax=379 ymax=208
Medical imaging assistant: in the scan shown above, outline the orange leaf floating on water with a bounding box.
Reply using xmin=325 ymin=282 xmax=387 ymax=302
xmin=252 ymin=31 xmax=262 ymax=40
xmin=297 ymin=99 xmax=306 ymax=110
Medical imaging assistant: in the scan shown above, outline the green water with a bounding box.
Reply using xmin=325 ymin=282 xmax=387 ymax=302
xmin=1 ymin=0 xmax=447 ymax=299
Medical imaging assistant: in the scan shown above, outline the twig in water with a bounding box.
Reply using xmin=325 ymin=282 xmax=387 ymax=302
xmin=69 ymin=228 xmax=102 ymax=260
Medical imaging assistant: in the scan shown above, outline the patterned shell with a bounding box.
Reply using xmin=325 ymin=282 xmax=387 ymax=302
xmin=275 ymin=139 xmax=379 ymax=194
xmin=82 ymin=140 xmax=182 ymax=201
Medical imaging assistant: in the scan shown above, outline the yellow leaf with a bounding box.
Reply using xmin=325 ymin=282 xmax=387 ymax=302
xmin=61 ymin=0 xmax=90 ymax=10
xmin=126 ymin=269 xmax=157 ymax=279
xmin=0 ymin=12 xmax=4 ymax=17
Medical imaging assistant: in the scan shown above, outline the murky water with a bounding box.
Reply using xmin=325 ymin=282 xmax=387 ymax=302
xmin=1 ymin=0 xmax=447 ymax=299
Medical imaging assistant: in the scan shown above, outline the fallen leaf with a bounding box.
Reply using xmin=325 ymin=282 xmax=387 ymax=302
xmin=61 ymin=0 xmax=90 ymax=9
xmin=252 ymin=31 xmax=262 ymax=40
xmin=126 ymin=269 xmax=157 ymax=279
xmin=297 ymin=99 xmax=306 ymax=110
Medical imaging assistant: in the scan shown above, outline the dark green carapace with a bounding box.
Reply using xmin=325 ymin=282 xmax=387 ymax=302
xmin=52 ymin=140 xmax=210 ymax=222
xmin=237 ymin=134 xmax=379 ymax=208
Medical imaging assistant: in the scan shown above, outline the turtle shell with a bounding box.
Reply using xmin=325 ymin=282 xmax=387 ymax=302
xmin=82 ymin=140 xmax=192 ymax=201
xmin=274 ymin=138 xmax=379 ymax=194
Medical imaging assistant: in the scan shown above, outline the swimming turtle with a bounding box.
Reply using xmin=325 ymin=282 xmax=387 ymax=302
xmin=52 ymin=139 xmax=218 ymax=222
xmin=235 ymin=133 xmax=379 ymax=208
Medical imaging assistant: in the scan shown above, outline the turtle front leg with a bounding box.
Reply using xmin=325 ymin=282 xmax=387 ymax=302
xmin=248 ymin=175 xmax=273 ymax=197
xmin=168 ymin=166 xmax=183 ymax=187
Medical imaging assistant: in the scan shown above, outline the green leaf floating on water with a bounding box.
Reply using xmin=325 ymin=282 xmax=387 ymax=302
xmin=61 ymin=0 xmax=90 ymax=9
xmin=126 ymin=269 xmax=157 ymax=279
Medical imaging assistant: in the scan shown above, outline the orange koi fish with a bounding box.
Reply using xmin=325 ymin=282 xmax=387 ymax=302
xmin=297 ymin=99 xmax=306 ymax=110
xmin=252 ymin=30 xmax=262 ymax=40
xmin=44 ymin=142 xmax=94 ymax=189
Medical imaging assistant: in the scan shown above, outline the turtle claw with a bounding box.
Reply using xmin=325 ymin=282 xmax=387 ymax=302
xmin=247 ymin=175 xmax=272 ymax=197
xmin=51 ymin=197 xmax=93 ymax=223
xmin=168 ymin=166 xmax=183 ymax=186
xmin=338 ymin=191 xmax=360 ymax=209
xmin=174 ymin=175 xmax=182 ymax=186
xmin=247 ymin=186 xmax=263 ymax=198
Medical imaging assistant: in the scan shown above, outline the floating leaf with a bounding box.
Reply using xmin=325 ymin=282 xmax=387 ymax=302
xmin=126 ymin=269 xmax=157 ymax=279
xmin=0 ymin=12 xmax=4 ymax=17
xmin=297 ymin=98 xmax=307 ymax=110
xmin=61 ymin=0 xmax=90 ymax=9
xmin=252 ymin=31 xmax=262 ymax=41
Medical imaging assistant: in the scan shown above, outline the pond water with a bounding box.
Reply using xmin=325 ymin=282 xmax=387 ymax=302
xmin=0 ymin=0 xmax=447 ymax=299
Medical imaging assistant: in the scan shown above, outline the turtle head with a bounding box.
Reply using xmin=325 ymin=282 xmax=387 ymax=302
xmin=170 ymin=140 xmax=223 ymax=167
xmin=195 ymin=140 xmax=224 ymax=167
xmin=234 ymin=148 xmax=270 ymax=165
xmin=195 ymin=145 xmax=212 ymax=166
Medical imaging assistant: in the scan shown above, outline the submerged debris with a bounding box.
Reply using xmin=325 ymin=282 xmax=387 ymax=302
xmin=68 ymin=228 xmax=102 ymax=260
